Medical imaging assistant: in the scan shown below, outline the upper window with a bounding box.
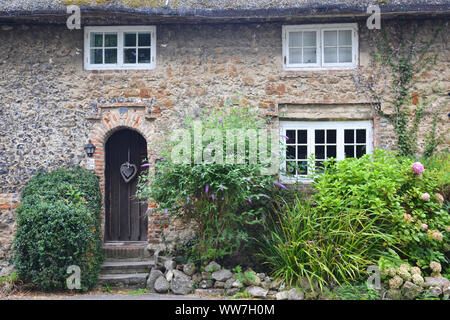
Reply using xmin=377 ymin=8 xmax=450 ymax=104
xmin=84 ymin=26 xmax=156 ymax=70
xmin=280 ymin=121 xmax=373 ymax=183
xmin=282 ymin=23 xmax=358 ymax=70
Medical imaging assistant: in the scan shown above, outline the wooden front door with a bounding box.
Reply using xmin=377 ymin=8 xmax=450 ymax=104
xmin=105 ymin=129 xmax=148 ymax=242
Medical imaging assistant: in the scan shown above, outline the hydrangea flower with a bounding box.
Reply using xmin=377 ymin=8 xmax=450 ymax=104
xmin=411 ymin=267 xmax=421 ymax=275
xmin=411 ymin=274 xmax=424 ymax=286
xmin=421 ymin=193 xmax=430 ymax=201
xmin=420 ymin=223 xmax=428 ymax=230
xmin=397 ymin=266 xmax=411 ymax=281
xmin=412 ymin=162 xmax=424 ymax=174
xmin=430 ymin=261 xmax=442 ymax=273
xmin=403 ymin=213 xmax=414 ymax=223
xmin=432 ymin=231 xmax=443 ymax=242
xmin=435 ymin=193 xmax=444 ymax=204
xmin=389 ymin=275 xmax=403 ymax=289
xmin=387 ymin=268 xmax=397 ymax=277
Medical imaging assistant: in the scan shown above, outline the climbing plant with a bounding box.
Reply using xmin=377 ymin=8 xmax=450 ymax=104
xmin=353 ymin=21 xmax=448 ymax=157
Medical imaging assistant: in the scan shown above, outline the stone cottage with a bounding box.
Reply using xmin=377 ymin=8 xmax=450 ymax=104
xmin=0 ymin=1 xmax=449 ymax=277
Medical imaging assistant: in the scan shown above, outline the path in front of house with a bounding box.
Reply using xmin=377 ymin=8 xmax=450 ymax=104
xmin=2 ymin=288 xmax=224 ymax=300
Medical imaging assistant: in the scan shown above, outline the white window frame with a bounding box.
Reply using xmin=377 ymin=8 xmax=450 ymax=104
xmin=282 ymin=23 xmax=358 ymax=71
xmin=84 ymin=26 xmax=156 ymax=70
xmin=279 ymin=120 xmax=373 ymax=183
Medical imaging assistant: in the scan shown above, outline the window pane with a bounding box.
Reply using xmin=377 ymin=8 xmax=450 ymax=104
xmin=324 ymin=31 xmax=337 ymax=46
xmin=298 ymin=161 xmax=308 ymax=175
xmin=356 ymin=129 xmax=366 ymax=143
xmin=90 ymin=49 xmax=103 ymax=64
xmin=287 ymin=146 xmax=296 ymax=159
xmin=339 ymin=30 xmax=352 ymax=46
xmin=356 ymin=145 xmax=366 ymax=158
xmin=138 ymin=33 xmax=151 ymax=46
xmin=124 ymin=33 xmax=137 ymax=47
xmin=297 ymin=146 xmax=307 ymax=159
xmin=315 ymin=161 xmax=324 ymax=173
xmin=104 ymin=49 xmax=117 ymax=64
xmin=298 ymin=130 xmax=307 ymax=144
xmin=345 ymin=145 xmax=355 ymax=158
xmin=315 ymin=145 xmax=325 ymax=159
xmin=339 ymin=47 xmax=352 ymax=63
xmin=289 ymin=48 xmax=302 ymax=64
xmin=289 ymin=32 xmax=302 ymax=47
xmin=303 ymin=31 xmax=316 ymax=46
xmin=324 ymin=47 xmax=337 ymax=63
xmin=344 ymin=129 xmax=354 ymax=144
xmin=286 ymin=130 xmax=296 ymax=144
xmin=315 ymin=130 xmax=325 ymax=144
xmin=286 ymin=161 xmax=296 ymax=175
xmin=326 ymin=130 xmax=336 ymax=144
xmin=124 ymin=48 xmax=136 ymax=63
xmin=104 ymin=33 xmax=117 ymax=47
xmin=138 ymin=48 xmax=151 ymax=63
xmin=91 ymin=33 xmax=103 ymax=47
xmin=327 ymin=145 xmax=336 ymax=158
xmin=303 ymin=48 xmax=317 ymax=63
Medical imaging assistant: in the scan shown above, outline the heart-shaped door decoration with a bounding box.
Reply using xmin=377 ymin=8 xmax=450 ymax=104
xmin=120 ymin=162 xmax=137 ymax=183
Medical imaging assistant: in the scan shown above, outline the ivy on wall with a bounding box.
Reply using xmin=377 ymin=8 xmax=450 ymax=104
xmin=354 ymin=21 xmax=448 ymax=157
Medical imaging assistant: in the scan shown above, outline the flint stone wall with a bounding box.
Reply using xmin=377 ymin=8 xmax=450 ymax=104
xmin=0 ymin=19 xmax=448 ymax=269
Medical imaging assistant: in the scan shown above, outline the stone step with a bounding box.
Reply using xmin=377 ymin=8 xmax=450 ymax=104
xmin=98 ymin=273 xmax=148 ymax=289
xmin=102 ymin=242 xmax=150 ymax=260
xmin=101 ymin=259 xmax=155 ymax=275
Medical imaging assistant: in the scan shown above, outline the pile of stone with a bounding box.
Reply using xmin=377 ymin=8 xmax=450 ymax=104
xmin=146 ymin=259 xmax=304 ymax=300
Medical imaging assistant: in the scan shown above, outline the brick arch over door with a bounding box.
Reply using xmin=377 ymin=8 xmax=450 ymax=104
xmin=87 ymin=109 xmax=155 ymax=242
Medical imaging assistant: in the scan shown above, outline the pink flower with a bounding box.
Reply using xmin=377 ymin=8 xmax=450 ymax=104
xmin=421 ymin=193 xmax=430 ymax=201
xmin=420 ymin=223 xmax=428 ymax=230
xmin=412 ymin=162 xmax=424 ymax=174
xmin=219 ymin=184 xmax=224 ymax=191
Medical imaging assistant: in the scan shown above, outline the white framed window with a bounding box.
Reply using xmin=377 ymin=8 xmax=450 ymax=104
xmin=84 ymin=26 xmax=156 ymax=70
xmin=280 ymin=121 xmax=373 ymax=183
xmin=282 ymin=23 xmax=358 ymax=70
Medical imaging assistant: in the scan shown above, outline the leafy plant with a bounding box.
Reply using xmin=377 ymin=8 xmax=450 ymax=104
xmin=13 ymin=167 xmax=104 ymax=291
xmin=137 ymin=103 xmax=280 ymax=263
xmin=260 ymin=150 xmax=449 ymax=290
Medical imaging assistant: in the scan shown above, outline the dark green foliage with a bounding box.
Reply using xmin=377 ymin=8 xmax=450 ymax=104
xmin=13 ymin=167 xmax=104 ymax=291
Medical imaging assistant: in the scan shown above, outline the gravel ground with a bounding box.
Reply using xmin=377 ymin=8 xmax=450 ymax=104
xmin=1 ymin=288 xmax=219 ymax=300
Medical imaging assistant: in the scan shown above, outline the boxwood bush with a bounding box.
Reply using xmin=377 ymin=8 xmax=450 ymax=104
xmin=13 ymin=167 xmax=103 ymax=291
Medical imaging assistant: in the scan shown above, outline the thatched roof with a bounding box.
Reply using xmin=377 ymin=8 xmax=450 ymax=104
xmin=1 ymin=0 xmax=449 ymax=24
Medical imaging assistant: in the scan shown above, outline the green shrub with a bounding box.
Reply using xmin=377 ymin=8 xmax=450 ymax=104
xmin=137 ymin=104 xmax=279 ymax=263
xmin=260 ymin=150 xmax=449 ymax=290
xmin=13 ymin=167 xmax=103 ymax=291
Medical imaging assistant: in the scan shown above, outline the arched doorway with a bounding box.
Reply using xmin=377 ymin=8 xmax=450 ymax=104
xmin=104 ymin=129 xmax=148 ymax=242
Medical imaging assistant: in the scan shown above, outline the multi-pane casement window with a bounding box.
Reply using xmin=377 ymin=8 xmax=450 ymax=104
xmin=280 ymin=121 xmax=373 ymax=182
xmin=84 ymin=26 xmax=156 ymax=70
xmin=282 ymin=23 xmax=358 ymax=70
